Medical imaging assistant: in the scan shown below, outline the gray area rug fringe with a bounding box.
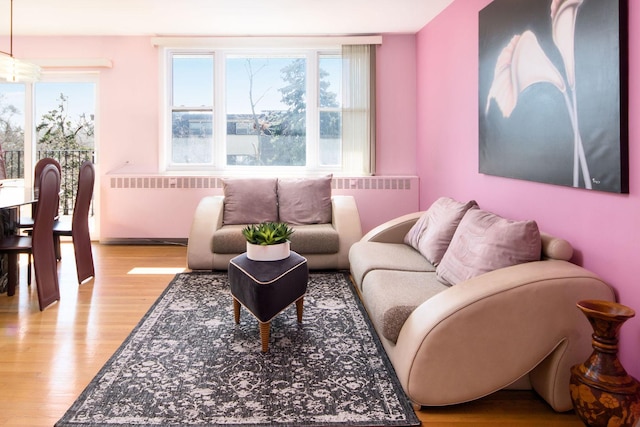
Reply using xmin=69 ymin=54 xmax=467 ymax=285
xmin=56 ymin=272 xmax=420 ymax=426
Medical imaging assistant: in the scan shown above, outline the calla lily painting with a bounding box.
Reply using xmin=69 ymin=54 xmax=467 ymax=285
xmin=479 ymin=0 xmax=628 ymax=193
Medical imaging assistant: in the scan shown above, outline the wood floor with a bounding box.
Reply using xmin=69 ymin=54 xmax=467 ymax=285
xmin=0 ymin=243 xmax=584 ymax=426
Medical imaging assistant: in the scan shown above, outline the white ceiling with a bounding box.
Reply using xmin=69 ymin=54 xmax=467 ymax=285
xmin=6 ymin=0 xmax=454 ymax=37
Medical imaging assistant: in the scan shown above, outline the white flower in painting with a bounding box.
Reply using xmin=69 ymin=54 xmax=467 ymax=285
xmin=551 ymin=0 xmax=584 ymax=88
xmin=486 ymin=31 xmax=566 ymax=118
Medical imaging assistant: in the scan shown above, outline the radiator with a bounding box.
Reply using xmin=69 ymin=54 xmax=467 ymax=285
xmin=108 ymin=176 xmax=414 ymax=191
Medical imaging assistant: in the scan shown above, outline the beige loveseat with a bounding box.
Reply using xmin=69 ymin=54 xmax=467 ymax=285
xmin=348 ymin=197 xmax=614 ymax=412
xmin=188 ymin=177 xmax=362 ymax=271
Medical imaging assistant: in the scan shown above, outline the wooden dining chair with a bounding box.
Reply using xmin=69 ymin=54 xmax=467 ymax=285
xmin=53 ymin=160 xmax=95 ymax=284
xmin=18 ymin=157 xmax=62 ymax=230
xmin=0 ymin=164 xmax=61 ymax=310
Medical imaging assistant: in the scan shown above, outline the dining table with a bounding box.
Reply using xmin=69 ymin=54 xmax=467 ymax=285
xmin=0 ymin=179 xmax=35 ymax=207
xmin=0 ymin=179 xmax=36 ymax=296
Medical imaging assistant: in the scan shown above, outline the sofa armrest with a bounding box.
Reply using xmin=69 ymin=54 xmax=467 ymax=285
xmin=331 ymin=195 xmax=363 ymax=269
xmin=388 ymin=259 xmax=614 ymax=411
xmin=360 ymin=211 xmax=425 ymax=243
xmin=187 ymin=196 xmax=225 ymax=270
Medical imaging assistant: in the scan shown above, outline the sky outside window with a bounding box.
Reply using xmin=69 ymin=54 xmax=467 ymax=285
xmin=35 ymin=82 xmax=96 ymax=122
xmin=226 ymin=56 xmax=301 ymax=115
xmin=0 ymin=83 xmax=25 ymax=128
xmin=1 ymin=82 xmax=95 ymax=128
xmin=172 ymin=55 xmax=213 ymax=107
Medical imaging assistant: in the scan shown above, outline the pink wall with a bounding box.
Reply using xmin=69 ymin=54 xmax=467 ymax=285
xmin=417 ymin=0 xmax=640 ymax=378
xmin=15 ymin=34 xmax=420 ymax=239
xmin=375 ymin=35 xmax=418 ymax=176
xmin=16 ymin=36 xmax=162 ymax=174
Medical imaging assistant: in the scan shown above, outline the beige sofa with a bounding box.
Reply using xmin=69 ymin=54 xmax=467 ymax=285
xmin=348 ymin=199 xmax=614 ymax=412
xmin=187 ymin=177 xmax=362 ymax=271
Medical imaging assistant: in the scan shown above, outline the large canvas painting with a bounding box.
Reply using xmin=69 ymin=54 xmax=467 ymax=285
xmin=479 ymin=0 xmax=628 ymax=193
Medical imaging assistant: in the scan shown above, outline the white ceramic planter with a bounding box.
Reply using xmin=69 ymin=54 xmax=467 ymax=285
xmin=246 ymin=241 xmax=291 ymax=261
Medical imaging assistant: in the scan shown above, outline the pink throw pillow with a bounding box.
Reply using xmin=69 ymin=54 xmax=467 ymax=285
xmin=404 ymin=197 xmax=478 ymax=265
xmin=222 ymin=178 xmax=278 ymax=225
xmin=436 ymin=208 xmax=541 ymax=285
xmin=277 ymin=175 xmax=332 ymax=225
xmin=403 ymin=212 xmax=430 ymax=249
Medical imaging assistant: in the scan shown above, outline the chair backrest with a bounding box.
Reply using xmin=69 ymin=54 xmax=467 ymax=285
xmin=33 ymin=164 xmax=61 ymax=240
xmin=34 ymin=158 xmax=61 ymax=193
xmin=32 ymin=164 xmax=61 ymax=309
xmin=32 ymin=158 xmax=62 ymax=218
xmin=72 ymin=161 xmax=95 ymax=234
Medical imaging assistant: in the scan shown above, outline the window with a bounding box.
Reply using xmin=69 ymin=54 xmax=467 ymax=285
xmin=170 ymin=54 xmax=214 ymax=165
xmin=0 ymin=80 xmax=96 ymax=166
xmin=0 ymin=77 xmax=96 ymax=213
xmin=35 ymin=80 xmax=96 ymax=215
xmin=0 ymin=83 xmax=26 ymax=178
xmin=162 ymin=43 xmax=374 ymax=175
xmin=225 ymin=55 xmax=308 ymax=167
xmin=318 ymin=54 xmax=342 ymax=167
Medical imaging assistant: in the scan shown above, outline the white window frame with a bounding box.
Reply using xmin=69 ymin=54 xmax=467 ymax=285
xmin=160 ymin=46 xmax=343 ymax=176
xmin=0 ymin=72 xmax=101 ymax=237
xmin=1 ymin=72 xmax=99 ymax=183
xmin=166 ymin=51 xmax=215 ymax=169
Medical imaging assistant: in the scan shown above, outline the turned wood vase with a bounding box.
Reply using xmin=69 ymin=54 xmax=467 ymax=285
xmin=569 ymin=300 xmax=640 ymax=427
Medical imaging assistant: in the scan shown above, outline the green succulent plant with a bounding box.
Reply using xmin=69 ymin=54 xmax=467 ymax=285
xmin=242 ymin=222 xmax=294 ymax=246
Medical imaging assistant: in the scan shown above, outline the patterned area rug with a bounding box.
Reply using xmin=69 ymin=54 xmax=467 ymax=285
xmin=56 ymin=272 xmax=420 ymax=426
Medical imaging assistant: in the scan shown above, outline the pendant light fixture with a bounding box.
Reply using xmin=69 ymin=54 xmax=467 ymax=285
xmin=0 ymin=0 xmax=41 ymax=82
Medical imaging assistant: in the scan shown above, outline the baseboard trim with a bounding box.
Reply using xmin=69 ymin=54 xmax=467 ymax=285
xmin=100 ymin=238 xmax=188 ymax=246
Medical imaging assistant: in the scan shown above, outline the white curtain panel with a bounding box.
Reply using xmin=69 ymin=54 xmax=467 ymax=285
xmin=342 ymin=44 xmax=376 ymax=176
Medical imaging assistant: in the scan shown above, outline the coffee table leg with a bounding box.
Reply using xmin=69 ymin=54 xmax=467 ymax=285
xmin=259 ymin=321 xmax=270 ymax=352
xmin=233 ymin=298 xmax=240 ymax=324
xmin=296 ymin=297 xmax=304 ymax=323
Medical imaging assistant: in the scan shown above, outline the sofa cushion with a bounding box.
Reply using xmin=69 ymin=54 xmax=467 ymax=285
xmin=404 ymin=197 xmax=478 ymax=266
xmin=361 ymin=270 xmax=449 ymax=344
xmin=349 ymin=241 xmax=436 ymax=290
xmin=436 ymin=208 xmax=541 ymax=285
xmin=222 ymin=178 xmax=278 ymax=225
xmin=288 ymin=223 xmax=339 ymax=254
xmin=277 ymin=175 xmax=332 ymax=225
xmin=213 ymin=224 xmax=339 ymax=255
xmin=212 ymin=225 xmax=247 ymax=254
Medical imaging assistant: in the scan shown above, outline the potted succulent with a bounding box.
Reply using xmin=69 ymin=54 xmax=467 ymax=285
xmin=242 ymin=222 xmax=294 ymax=261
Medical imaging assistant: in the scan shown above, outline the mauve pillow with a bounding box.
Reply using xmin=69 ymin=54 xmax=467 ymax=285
xmin=436 ymin=208 xmax=542 ymax=286
xmin=403 ymin=212 xmax=430 ymax=250
xmin=417 ymin=198 xmax=479 ymax=265
xmin=277 ymin=175 xmax=332 ymax=225
xmin=222 ymin=178 xmax=278 ymax=225
xmin=403 ymin=197 xmax=478 ymax=265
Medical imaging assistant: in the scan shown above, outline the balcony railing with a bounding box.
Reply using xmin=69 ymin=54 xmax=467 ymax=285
xmin=2 ymin=149 xmax=95 ymax=216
